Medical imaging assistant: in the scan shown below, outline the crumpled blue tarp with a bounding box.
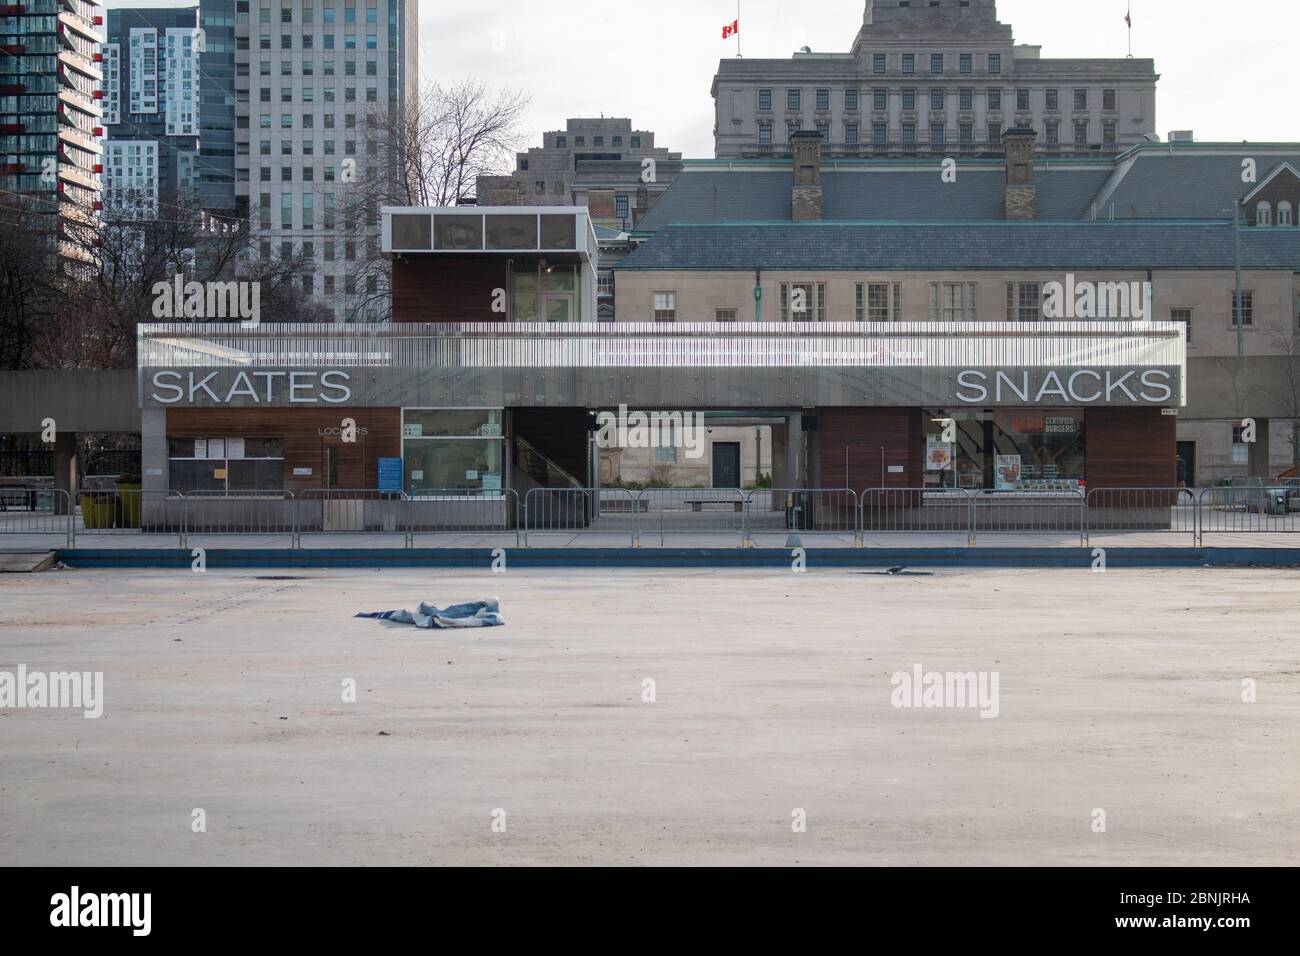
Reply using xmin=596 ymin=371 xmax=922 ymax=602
xmin=355 ymin=598 xmax=505 ymax=629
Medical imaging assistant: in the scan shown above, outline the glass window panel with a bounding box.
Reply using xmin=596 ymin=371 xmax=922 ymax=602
xmin=540 ymin=214 xmax=576 ymax=249
xmin=228 ymin=458 xmax=284 ymax=491
xmin=168 ymin=459 xmax=226 ymax=493
xmin=510 ymin=271 xmax=539 ymax=321
xmin=541 ymin=264 xmax=575 ymax=293
xmin=923 ymin=408 xmax=1085 ymax=491
xmin=485 ymin=214 xmax=537 ymax=249
xmin=241 ymin=437 xmax=285 ymax=458
xmin=391 ymin=213 xmax=431 ymax=249
xmin=403 ymin=409 xmax=502 ymax=438
xmin=403 ymin=439 xmax=503 ymax=493
xmin=433 ymin=214 xmax=482 ymax=250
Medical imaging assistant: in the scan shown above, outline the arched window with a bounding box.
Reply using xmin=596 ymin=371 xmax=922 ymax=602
xmin=1278 ymin=200 xmax=1294 ymax=227
xmin=1256 ymin=201 xmax=1272 ymax=226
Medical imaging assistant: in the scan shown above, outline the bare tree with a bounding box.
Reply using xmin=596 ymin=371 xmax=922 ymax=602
xmin=38 ymin=190 xmax=331 ymax=369
xmin=0 ymin=194 xmax=65 ymax=369
xmin=336 ymin=79 xmax=531 ymax=320
xmin=413 ymin=79 xmax=530 ymax=208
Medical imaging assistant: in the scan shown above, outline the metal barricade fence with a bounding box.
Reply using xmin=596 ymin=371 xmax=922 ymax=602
xmin=182 ymin=491 xmax=298 ymax=548
xmin=971 ymin=489 xmax=1086 ymax=545
xmin=73 ymin=489 xmax=185 ymax=546
xmin=406 ymin=489 xmax=521 ymax=547
xmin=861 ymin=488 xmax=974 ymax=545
xmin=745 ymin=488 xmax=860 ymax=547
xmin=1085 ymin=487 xmax=1197 ymax=546
xmin=1199 ymin=485 xmax=1298 ymax=540
xmin=47 ymin=484 xmax=1299 ymax=550
xmin=524 ymin=487 xmax=636 ymax=546
xmin=639 ymin=487 xmax=746 ymax=547
xmin=297 ymin=489 xmax=406 ymax=546
xmin=0 ymin=488 xmax=74 ymax=547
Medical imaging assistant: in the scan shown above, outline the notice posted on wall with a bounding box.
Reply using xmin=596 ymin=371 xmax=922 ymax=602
xmin=926 ymin=438 xmax=953 ymax=471
xmin=995 ymin=455 xmax=1022 ymax=490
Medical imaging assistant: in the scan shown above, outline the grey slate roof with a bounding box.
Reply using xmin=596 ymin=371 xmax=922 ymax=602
xmin=1098 ymin=150 xmax=1300 ymax=220
xmin=630 ymin=145 xmax=1300 ymax=234
xmin=614 ymin=222 xmax=1300 ymax=272
xmin=633 ymin=163 xmax=1113 ymax=231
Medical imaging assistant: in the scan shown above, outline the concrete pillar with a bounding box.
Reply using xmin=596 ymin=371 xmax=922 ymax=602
xmin=139 ymin=408 xmax=168 ymax=530
xmin=770 ymin=421 xmax=789 ymax=492
xmin=141 ymin=408 xmax=168 ymax=494
xmin=589 ymin=430 xmax=600 ymax=518
xmin=51 ymin=431 xmax=76 ymax=515
xmin=1248 ymin=418 xmax=1271 ymax=479
xmin=785 ymin=412 xmax=803 ymax=490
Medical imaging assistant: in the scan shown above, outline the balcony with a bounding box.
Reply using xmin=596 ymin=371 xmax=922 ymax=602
xmin=58 ymin=47 xmax=102 ymax=82
xmin=57 ymin=85 xmax=100 ymax=118
xmin=57 ymin=11 xmax=104 ymax=45
xmin=58 ymin=123 xmax=102 ymax=154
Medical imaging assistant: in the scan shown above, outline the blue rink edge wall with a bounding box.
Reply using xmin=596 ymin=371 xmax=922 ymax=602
xmin=50 ymin=548 xmax=1300 ymax=569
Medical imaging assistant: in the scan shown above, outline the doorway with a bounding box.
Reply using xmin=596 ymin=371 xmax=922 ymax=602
xmin=541 ymin=293 xmax=573 ymax=323
xmin=320 ymin=442 xmax=361 ymax=531
xmin=1176 ymin=441 xmax=1197 ymax=488
xmin=712 ymin=442 xmax=741 ymax=488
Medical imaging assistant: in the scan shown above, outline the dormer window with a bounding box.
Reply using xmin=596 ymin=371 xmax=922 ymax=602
xmin=1278 ymin=201 xmax=1293 ymax=226
xmin=1256 ymin=201 xmax=1272 ymax=226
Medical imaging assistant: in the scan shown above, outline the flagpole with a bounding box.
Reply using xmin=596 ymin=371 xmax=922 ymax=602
xmin=1127 ymin=1 xmax=1132 ymax=57
xmin=737 ymin=1 xmax=742 ymax=58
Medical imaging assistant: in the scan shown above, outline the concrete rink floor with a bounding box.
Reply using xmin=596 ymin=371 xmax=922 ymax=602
xmin=1 ymin=566 xmax=1297 ymax=866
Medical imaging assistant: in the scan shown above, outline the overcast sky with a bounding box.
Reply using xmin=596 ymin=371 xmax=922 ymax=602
xmin=111 ymin=0 xmax=1300 ymax=155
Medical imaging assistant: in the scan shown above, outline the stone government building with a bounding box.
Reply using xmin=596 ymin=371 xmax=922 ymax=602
xmin=619 ymin=135 xmax=1300 ymax=485
xmin=713 ymin=0 xmax=1157 ymax=159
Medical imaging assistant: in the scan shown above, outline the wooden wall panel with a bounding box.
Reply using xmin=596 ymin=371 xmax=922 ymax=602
xmin=818 ymin=407 xmax=923 ymax=492
xmin=391 ymin=258 xmax=508 ymax=323
xmin=166 ymin=408 xmax=401 ymax=493
xmin=1085 ymin=408 xmax=1177 ymax=489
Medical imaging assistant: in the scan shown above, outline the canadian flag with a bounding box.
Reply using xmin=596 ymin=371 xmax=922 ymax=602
xmin=722 ymin=19 xmax=739 ymax=39
xmin=1125 ymin=11 xmax=1132 ymax=27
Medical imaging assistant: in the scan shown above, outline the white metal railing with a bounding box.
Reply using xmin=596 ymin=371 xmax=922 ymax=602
xmin=138 ymin=321 xmax=1186 ymax=372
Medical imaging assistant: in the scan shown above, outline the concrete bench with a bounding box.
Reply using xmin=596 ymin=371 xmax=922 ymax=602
xmin=683 ymin=497 xmax=744 ymax=513
xmin=0 ymin=485 xmax=38 ymax=512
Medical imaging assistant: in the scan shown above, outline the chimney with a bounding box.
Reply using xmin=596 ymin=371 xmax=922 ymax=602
xmin=790 ymin=130 xmax=823 ymax=221
xmin=632 ymin=183 xmax=650 ymax=226
xmin=1002 ymin=127 xmax=1037 ymax=221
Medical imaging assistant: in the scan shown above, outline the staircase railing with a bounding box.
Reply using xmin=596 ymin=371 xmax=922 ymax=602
xmin=514 ymin=434 xmax=585 ymax=490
